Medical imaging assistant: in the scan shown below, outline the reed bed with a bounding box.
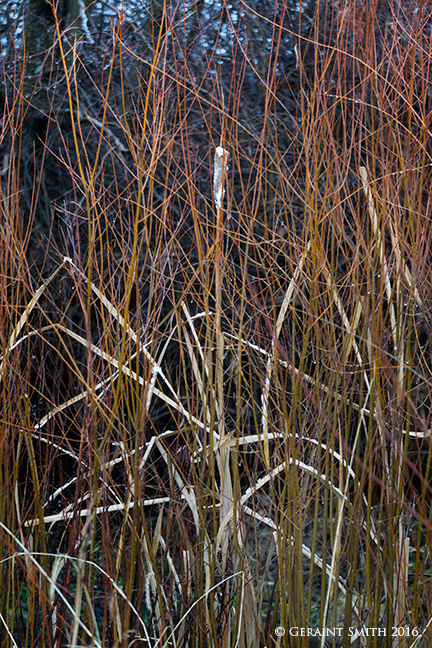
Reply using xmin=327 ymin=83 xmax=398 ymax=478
xmin=1 ymin=0 xmax=432 ymax=646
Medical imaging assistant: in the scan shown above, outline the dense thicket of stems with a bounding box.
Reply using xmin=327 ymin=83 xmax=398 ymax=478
xmin=1 ymin=0 xmax=432 ymax=646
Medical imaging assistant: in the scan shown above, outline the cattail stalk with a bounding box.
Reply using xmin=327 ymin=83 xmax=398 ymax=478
xmin=212 ymin=144 xmax=233 ymax=647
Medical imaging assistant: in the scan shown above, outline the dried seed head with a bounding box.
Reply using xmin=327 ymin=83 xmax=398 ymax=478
xmin=213 ymin=146 xmax=229 ymax=209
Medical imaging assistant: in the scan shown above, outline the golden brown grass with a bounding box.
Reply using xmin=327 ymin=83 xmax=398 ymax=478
xmin=1 ymin=0 xmax=432 ymax=646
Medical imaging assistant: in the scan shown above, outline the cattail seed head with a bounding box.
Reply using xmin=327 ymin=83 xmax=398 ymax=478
xmin=213 ymin=146 xmax=229 ymax=209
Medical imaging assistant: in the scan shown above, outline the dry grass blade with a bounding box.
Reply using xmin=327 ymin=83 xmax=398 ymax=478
xmin=0 ymin=264 xmax=64 ymax=382
xmin=262 ymin=242 xmax=310 ymax=466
